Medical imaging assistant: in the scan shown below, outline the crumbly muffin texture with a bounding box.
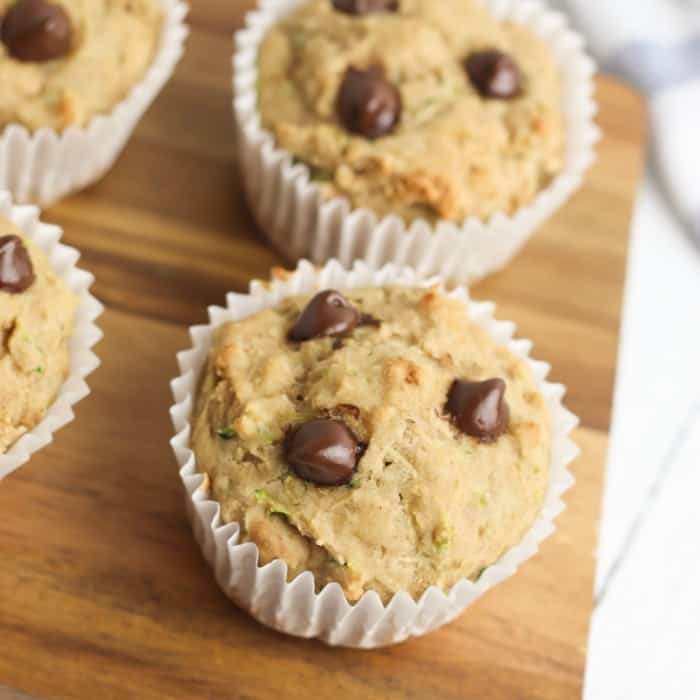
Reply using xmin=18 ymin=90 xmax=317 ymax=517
xmin=0 ymin=0 xmax=162 ymax=130
xmin=0 ymin=222 xmax=78 ymax=452
xmin=257 ymin=0 xmax=565 ymax=224
xmin=192 ymin=285 xmax=551 ymax=602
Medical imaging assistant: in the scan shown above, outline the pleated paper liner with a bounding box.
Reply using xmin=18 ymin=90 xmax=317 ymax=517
xmin=170 ymin=259 xmax=579 ymax=648
xmin=0 ymin=0 xmax=189 ymax=206
xmin=233 ymin=0 xmax=599 ymax=284
xmin=0 ymin=191 xmax=103 ymax=480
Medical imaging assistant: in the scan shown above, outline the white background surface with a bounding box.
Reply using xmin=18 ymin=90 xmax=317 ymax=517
xmin=585 ymin=174 xmax=700 ymax=698
xmin=547 ymin=3 xmax=700 ymax=695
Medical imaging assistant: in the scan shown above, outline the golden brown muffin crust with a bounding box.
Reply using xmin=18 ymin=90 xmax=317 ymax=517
xmin=0 ymin=221 xmax=78 ymax=452
xmin=257 ymin=0 xmax=564 ymax=224
xmin=192 ymin=286 xmax=551 ymax=602
xmin=0 ymin=0 xmax=162 ymax=130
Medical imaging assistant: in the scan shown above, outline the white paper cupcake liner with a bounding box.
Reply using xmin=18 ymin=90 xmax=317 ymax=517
xmin=0 ymin=0 xmax=189 ymax=207
xmin=233 ymin=0 xmax=600 ymax=284
xmin=169 ymin=259 xmax=579 ymax=648
xmin=0 ymin=191 xmax=103 ymax=480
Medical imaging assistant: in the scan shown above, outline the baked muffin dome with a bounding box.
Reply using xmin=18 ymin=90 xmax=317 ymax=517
xmin=0 ymin=221 xmax=78 ymax=452
xmin=0 ymin=0 xmax=162 ymax=130
xmin=192 ymin=285 xmax=550 ymax=602
xmin=257 ymin=0 xmax=564 ymax=224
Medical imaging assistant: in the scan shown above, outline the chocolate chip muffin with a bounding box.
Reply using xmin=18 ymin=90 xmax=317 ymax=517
xmin=0 ymin=221 xmax=78 ymax=452
xmin=257 ymin=0 xmax=565 ymax=224
xmin=0 ymin=0 xmax=162 ymax=130
xmin=192 ymin=285 xmax=550 ymax=602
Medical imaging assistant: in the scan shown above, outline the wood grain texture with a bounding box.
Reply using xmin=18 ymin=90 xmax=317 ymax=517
xmin=0 ymin=687 xmax=41 ymax=700
xmin=0 ymin=312 xmax=607 ymax=700
xmin=0 ymin=3 xmax=646 ymax=698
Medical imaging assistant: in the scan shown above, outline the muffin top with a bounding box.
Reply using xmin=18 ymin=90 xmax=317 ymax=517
xmin=192 ymin=284 xmax=550 ymax=602
xmin=257 ymin=0 xmax=564 ymax=224
xmin=0 ymin=0 xmax=162 ymax=131
xmin=0 ymin=221 xmax=78 ymax=452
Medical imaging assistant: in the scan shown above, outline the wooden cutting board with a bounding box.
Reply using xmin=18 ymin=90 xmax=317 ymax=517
xmin=0 ymin=4 xmax=646 ymax=699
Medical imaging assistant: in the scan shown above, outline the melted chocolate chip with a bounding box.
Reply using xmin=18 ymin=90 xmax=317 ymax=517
xmin=337 ymin=66 xmax=402 ymax=139
xmin=446 ymin=378 xmax=510 ymax=442
xmin=465 ymin=50 xmax=523 ymax=99
xmin=1 ymin=0 xmax=73 ymax=63
xmin=288 ymin=290 xmax=361 ymax=342
xmin=332 ymin=0 xmax=399 ymax=15
xmin=0 ymin=235 xmax=35 ymax=293
xmin=285 ymin=418 xmax=362 ymax=486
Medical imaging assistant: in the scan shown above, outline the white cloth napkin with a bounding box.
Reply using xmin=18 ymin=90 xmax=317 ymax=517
xmin=548 ymin=4 xmax=700 ymax=698
xmin=552 ymin=0 xmax=700 ymax=245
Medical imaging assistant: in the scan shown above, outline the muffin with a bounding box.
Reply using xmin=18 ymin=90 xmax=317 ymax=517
xmin=257 ymin=0 xmax=564 ymax=223
xmin=235 ymin=0 xmax=597 ymax=284
xmin=0 ymin=0 xmax=162 ymax=130
xmin=191 ymin=283 xmax=550 ymax=603
xmin=0 ymin=221 xmax=78 ymax=452
xmin=173 ymin=261 xmax=578 ymax=646
xmin=0 ymin=0 xmax=188 ymax=205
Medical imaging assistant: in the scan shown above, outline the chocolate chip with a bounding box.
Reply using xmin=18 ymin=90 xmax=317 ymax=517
xmin=288 ymin=290 xmax=361 ymax=342
xmin=284 ymin=418 xmax=362 ymax=486
xmin=446 ymin=378 xmax=510 ymax=442
xmin=1 ymin=0 xmax=73 ymax=63
xmin=337 ymin=66 xmax=402 ymax=139
xmin=465 ymin=50 xmax=523 ymax=99
xmin=332 ymin=0 xmax=399 ymax=15
xmin=0 ymin=235 xmax=35 ymax=294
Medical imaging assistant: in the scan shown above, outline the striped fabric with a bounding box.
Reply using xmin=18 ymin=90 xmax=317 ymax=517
xmin=552 ymin=0 xmax=700 ymax=246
